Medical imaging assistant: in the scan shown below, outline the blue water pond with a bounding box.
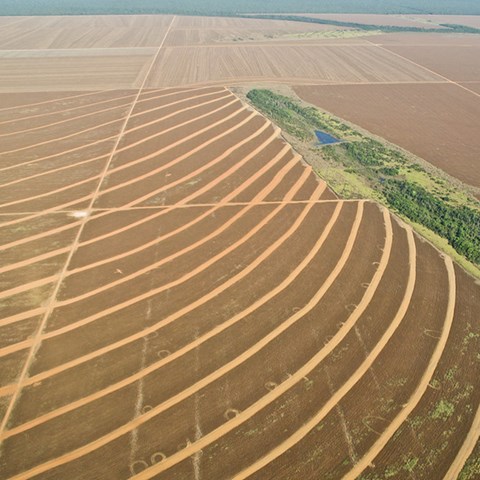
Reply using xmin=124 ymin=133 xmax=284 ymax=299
xmin=315 ymin=130 xmax=341 ymax=145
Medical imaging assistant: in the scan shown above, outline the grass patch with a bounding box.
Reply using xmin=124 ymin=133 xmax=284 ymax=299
xmin=459 ymin=452 xmax=480 ymax=480
xmin=282 ymin=29 xmax=383 ymax=39
xmin=430 ymin=400 xmax=455 ymax=421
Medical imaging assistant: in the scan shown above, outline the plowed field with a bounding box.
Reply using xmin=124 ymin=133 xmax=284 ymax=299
xmin=0 ymin=13 xmax=479 ymax=480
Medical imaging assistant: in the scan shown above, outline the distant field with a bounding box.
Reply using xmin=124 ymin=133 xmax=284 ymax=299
xmin=0 ymin=15 xmax=172 ymax=49
xmin=146 ymin=44 xmax=438 ymax=87
xmin=0 ymin=49 xmax=155 ymax=91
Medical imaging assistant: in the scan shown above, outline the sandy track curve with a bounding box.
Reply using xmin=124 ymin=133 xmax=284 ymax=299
xmin=0 ymin=113 xmax=127 ymax=156
xmin=1 ymin=199 xmax=341 ymax=442
xmin=342 ymin=253 xmax=456 ymax=480
xmin=0 ymin=132 xmax=118 ymax=175
xmin=0 ymin=275 xmax=59 ymax=301
xmin=444 ymin=401 xmax=480 ymax=479
xmin=0 ymin=156 xmax=304 ymax=383
xmin=0 ymin=152 xmax=109 ymax=190
xmin=0 ymin=173 xmax=101 ymax=209
xmin=231 ymin=219 xmax=414 ymax=480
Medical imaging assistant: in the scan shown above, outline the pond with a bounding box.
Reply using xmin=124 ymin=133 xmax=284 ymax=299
xmin=315 ymin=129 xmax=342 ymax=145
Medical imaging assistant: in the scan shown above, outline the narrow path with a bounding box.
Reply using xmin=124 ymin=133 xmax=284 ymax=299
xmin=366 ymin=40 xmax=480 ymax=100
xmin=342 ymin=253 xmax=456 ymax=480
xmin=443 ymin=395 xmax=480 ymax=479
xmin=0 ymin=89 xmax=109 ymax=113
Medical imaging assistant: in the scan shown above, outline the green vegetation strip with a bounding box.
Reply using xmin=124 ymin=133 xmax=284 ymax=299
xmin=242 ymin=15 xmax=480 ymax=34
xmin=246 ymin=89 xmax=480 ymax=270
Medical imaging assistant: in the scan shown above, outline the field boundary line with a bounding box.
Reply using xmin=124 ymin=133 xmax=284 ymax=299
xmin=0 ymin=89 xmax=109 ymax=113
xmin=0 ymin=133 xmax=118 ymax=174
xmin=153 ymin=77 xmax=450 ymax=90
xmin=0 ymin=98 xmax=134 ymax=138
xmin=0 ymin=90 xmax=138 ymax=127
xmin=366 ymin=40 xmax=480 ymax=99
xmin=343 ymin=253 xmax=457 ymax=480
xmin=0 ymin=172 xmax=101 ymax=209
xmin=0 ymin=14 xmax=177 ymax=442
xmin=232 ymin=216 xmax=413 ymax=480
xmin=0 ymin=152 xmax=109 ymax=190
xmin=0 ymin=113 xmax=127 ymax=156
xmin=0 ymin=275 xmax=58 ymax=301
xmin=2 ymin=196 xmax=339 ymax=442
xmin=443 ymin=400 xmax=480 ymax=479
xmin=0 ymin=154 xmax=300 ymax=387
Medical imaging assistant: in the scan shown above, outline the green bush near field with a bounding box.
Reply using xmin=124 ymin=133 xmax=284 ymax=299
xmin=246 ymin=89 xmax=480 ymax=267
